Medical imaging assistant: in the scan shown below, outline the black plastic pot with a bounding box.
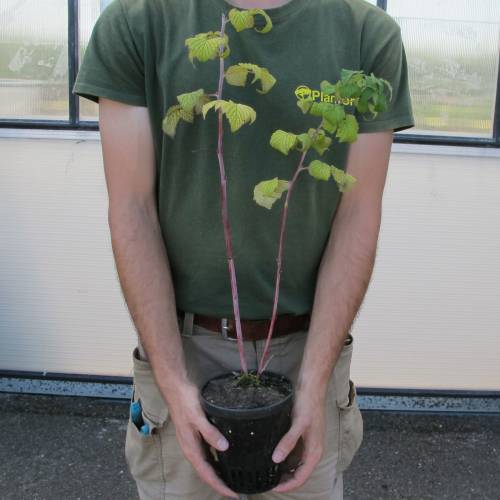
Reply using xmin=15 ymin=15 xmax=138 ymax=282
xmin=200 ymin=370 xmax=294 ymax=494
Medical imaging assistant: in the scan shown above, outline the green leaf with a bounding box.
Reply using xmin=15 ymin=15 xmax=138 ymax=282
xmin=221 ymin=100 xmax=256 ymax=132
xmin=185 ymin=31 xmax=229 ymax=64
xmin=177 ymin=89 xmax=207 ymax=113
xmin=322 ymin=103 xmax=345 ymax=129
xmin=340 ymin=68 xmax=365 ymax=83
xmin=249 ymin=8 xmax=273 ymax=33
xmin=269 ymin=130 xmax=298 ymax=155
xmin=194 ymin=93 xmax=212 ymax=114
xmin=319 ymin=79 xmax=337 ymax=96
xmin=308 ymin=128 xmax=332 ymax=156
xmin=162 ymin=104 xmax=194 ymax=139
xmin=224 ymin=65 xmax=249 ymax=87
xmin=308 ymin=160 xmax=331 ymax=181
xmin=336 ymin=114 xmax=359 ymax=143
xmin=337 ymin=69 xmax=366 ymax=99
xmin=224 ymin=63 xmax=276 ymax=94
xmin=297 ymin=96 xmax=313 ymax=114
xmin=254 ymin=67 xmax=277 ymax=94
xmin=321 ymin=118 xmax=336 ymax=134
xmin=309 ymin=101 xmax=328 ymax=117
xmin=201 ymin=99 xmax=224 ymax=118
xmin=228 ymin=8 xmax=273 ymax=33
xmin=202 ymin=99 xmax=256 ymax=132
xmin=331 ymin=166 xmax=357 ymax=192
xmin=253 ymin=177 xmax=289 ymax=209
xmin=228 ymin=8 xmax=255 ymax=32
xmin=296 ymin=133 xmax=312 ymax=152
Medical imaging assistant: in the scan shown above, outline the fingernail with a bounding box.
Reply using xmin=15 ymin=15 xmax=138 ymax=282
xmin=272 ymin=450 xmax=284 ymax=463
xmin=217 ymin=437 xmax=229 ymax=450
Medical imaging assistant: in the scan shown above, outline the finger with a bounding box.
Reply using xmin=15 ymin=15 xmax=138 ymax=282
xmin=282 ymin=436 xmax=304 ymax=472
xmin=272 ymin=445 xmax=322 ymax=493
xmin=193 ymin=455 xmax=239 ymax=499
xmin=196 ymin=414 xmax=230 ymax=452
xmin=272 ymin=420 xmax=304 ymax=463
xmin=183 ymin=431 xmax=238 ymax=499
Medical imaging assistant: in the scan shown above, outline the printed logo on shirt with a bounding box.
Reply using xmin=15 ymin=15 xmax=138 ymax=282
xmin=294 ymin=85 xmax=356 ymax=106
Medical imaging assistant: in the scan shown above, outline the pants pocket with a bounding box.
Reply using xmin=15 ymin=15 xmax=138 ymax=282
xmin=330 ymin=333 xmax=363 ymax=474
xmin=336 ymin=378 xmax=364 ymax=473
xmin=125 ymin=347 xmax=170 ymax=483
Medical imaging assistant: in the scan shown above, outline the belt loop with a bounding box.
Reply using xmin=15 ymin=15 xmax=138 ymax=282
xmin=221 ymin=317 xmax=238 ymax=342
xmin=181 ymin=311 xmax=194 ymax=337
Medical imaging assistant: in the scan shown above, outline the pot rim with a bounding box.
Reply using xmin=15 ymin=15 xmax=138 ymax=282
xmin=200 ymin=370 xmax=294 ymax=419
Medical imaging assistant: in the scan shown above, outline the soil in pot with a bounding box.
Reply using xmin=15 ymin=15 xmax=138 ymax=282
xmin=200 ymin=370 xmax=294 ymax=494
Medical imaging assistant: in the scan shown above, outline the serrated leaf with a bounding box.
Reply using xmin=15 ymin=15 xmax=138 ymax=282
xmin=309 ymin=101 xmax=328 ymax=117
xmin=249 ymin=9 xmax=273 ymax=33
xmin=202 ymin=99 xmax=256 ymax=132
xmin=224 ymin=65 xmax=249 ymax=87
xmin=308 ymin=128 xmax=332 ymax=156
xmin=336 ymin=114 xmax=359 ymax=143
xmin=162 ymin=104 xmax=194 ymax=139
xmin=270 ymin=130 xmax=298 ymax=155
xmin=194 ymin=93 xmax=212 ymax=114
xmin=331 ymin=166 xmax=357 ymax=192
xmin=296 ymin=133 xmax=312 ymax=152
xmin=321 ymin=118 xmax=336 ymax=134
xmin=177 ymin=88 xmax=205 ymax=113
xmin=228 ymin=8 xmax=255 ymax=32
xmin=201 ymin=99 xmax=225 ymax=119
xmin=320 ymin=79 xmax=337 ymax=95
xmin=253 ymin=177 xmax=289 ymax=209
xmin=228 ymin=8 xmax=272 ymax=33
xmin=225 ymin=63 xmax=276 ymax=94
xmin=297 ymin=96 xmax=313 ymax=114
xmin=308 ymin=160 xmax=331 ymax=181
xmin=341 ymin=69 xmax=364 ymax=80
xmin=322 ymin=103 xmax=345 ymax=129
xmin=185 ymin=31 xmax=229 ymax=64
xmin=221 ymin=100 xmax=256 ymax=132
xmin=255 ymin=68 xmax=276 ymax=93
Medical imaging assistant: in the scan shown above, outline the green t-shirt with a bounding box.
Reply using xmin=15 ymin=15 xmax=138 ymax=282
xmin=73 ymin=0 xmax=415 ymax=319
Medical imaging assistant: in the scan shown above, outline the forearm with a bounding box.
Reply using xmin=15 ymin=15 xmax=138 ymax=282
xmin=296 ymin=201 xmax=381 ymax=398
xmin=109 ymin=201 xmax=196 ymax=403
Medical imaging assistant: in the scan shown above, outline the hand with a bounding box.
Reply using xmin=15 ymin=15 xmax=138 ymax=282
xmin=270 ymin=387 xmax=327 ymax=493
xmin=166 ymin=383 xmax=239 ymax=499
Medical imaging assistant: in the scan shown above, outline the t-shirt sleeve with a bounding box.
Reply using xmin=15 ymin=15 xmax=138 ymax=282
xmin=72 ymin=0 xmax=147 ymax=106
xmin=355 ymin=18 xmax=415 ymax=134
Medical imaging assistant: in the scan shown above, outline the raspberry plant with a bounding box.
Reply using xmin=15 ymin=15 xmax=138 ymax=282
xmin=162 ymin=7 xmax=392 ymax=381
xmin=253 ymin=69 xmax=392 ymax=374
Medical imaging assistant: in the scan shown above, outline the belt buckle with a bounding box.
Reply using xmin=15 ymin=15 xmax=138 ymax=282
xmin=221 ymin=318 xmax=238 ymax=342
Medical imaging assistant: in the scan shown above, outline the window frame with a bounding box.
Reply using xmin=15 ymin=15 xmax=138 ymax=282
xmin=0 ymin=0 xmax=498 ymax=148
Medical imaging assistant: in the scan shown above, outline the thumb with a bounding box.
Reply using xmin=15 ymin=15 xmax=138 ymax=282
xmin=197 ymin=415 xmax=230 ymax=452
xmin=272 ymin=422 xmax=302 ymax=463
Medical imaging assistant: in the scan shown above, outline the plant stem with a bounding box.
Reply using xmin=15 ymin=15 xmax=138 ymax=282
xmin=216 ymin=13 xmax=248 ymax=373
xmin=257 ymin=127 xmax=322 ymax=375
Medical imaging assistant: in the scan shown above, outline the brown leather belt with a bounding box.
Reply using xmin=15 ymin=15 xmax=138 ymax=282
xmin=178 ymin=309 xmax=310 ymax=341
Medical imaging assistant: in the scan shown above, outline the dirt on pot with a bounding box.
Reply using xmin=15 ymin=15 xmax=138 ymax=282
xmin=202 ymin=372 xmax=292 ymax=409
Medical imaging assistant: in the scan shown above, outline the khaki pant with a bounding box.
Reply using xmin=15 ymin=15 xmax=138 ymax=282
xmin=125 ymin=312 xmax=363 ymax=500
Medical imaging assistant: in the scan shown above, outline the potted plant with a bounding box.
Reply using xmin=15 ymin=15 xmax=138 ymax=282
xmin=162 ymin=7 xmax=391 ymax=494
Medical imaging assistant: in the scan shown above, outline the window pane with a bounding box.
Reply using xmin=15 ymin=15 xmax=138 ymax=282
xmin=78 ymin=0 xmax=102 ymax=121
xmin=388 ymin=0 xmax=500 ymax=137
xmin=0 ymin=0 xmax=68 ymax=120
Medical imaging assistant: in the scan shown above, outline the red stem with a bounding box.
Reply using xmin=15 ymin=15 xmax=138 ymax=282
xmin=215 ymin=13 xmax=248 ymax=373
xmin=257 ymin=127 xmax=322 ymax=375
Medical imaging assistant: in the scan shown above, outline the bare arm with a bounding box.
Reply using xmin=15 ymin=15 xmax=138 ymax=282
xmin=99 ymin=98 xmax=189 ymax=398
xmin=272 ymin=130 xmax=394 ymax=493
xmin=98 ymin=98 xmax=238 ymax=499
xmin=297 ymin=130 xmax=393 ymax=395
